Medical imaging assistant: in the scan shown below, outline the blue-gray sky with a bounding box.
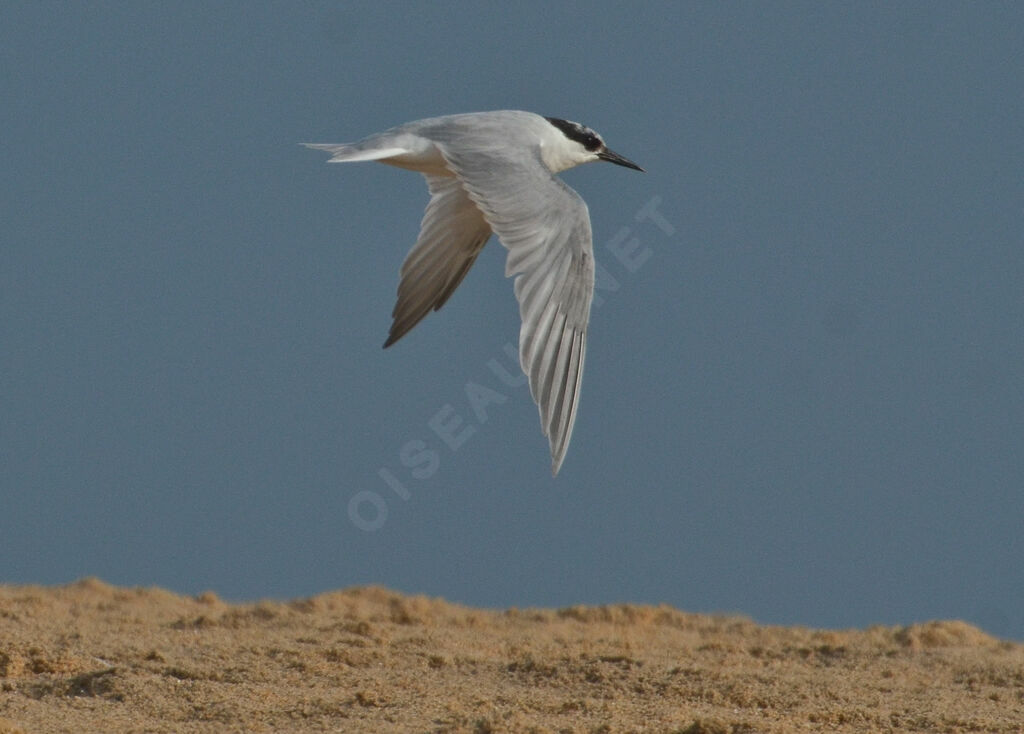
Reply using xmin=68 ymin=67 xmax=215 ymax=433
xmin=2 ymin=3 xmax=1023 ymax=639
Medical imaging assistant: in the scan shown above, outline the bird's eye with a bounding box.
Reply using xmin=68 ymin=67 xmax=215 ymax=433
xmin=584 ymin=135 xmax=602 ymax=152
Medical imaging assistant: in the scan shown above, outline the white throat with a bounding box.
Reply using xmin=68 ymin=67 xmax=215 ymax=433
xmin=539 ymin=135 xmax=595 ymax=173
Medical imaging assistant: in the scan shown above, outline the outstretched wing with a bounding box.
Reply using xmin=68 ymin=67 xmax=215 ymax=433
xmin=384 ymin=175 xmax=493 ymax=347
xmin=435 ymin=141 xmax=595 ymax=475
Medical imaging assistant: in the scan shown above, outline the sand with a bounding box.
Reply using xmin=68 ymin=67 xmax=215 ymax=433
xmin=0 ymin=579 xmax=1021 ymax=733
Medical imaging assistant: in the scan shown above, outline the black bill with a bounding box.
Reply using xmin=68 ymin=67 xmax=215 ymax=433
xmin=598 ymin=149 xmax=645 ymax=172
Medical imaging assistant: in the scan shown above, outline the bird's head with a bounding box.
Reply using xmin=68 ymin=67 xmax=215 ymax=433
xmin=543 ymin=117 xmax=644 ymax=173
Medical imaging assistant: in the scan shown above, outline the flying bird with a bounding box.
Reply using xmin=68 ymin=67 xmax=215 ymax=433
xmin=305 ymin=110 xmax=643 ymax=474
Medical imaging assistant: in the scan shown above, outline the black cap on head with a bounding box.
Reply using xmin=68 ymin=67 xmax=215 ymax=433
xmin=544 ymin=117 xmax=603 ymax=152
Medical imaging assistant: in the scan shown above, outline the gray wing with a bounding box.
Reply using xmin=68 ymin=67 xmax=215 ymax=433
xmin=384 ymin=174 xmax=492 ymax=348
xmin=434 ymin=143 xmax=595 ymax=475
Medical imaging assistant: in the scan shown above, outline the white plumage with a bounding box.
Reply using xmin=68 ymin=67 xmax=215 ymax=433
xmin=305 ymin=110 xmax=642 ymax=474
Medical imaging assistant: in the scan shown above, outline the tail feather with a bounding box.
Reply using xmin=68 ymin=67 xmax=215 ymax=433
xmin=302 ymin=143 xmax=408 ymax=163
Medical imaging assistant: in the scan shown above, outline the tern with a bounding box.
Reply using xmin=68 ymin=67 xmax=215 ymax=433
xmin=305 ymin=110 xmax=643 ymax=474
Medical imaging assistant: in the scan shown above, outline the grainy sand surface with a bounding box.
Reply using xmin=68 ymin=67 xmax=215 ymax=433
xmin=1 ymin=579 xmax=1021 ymax=733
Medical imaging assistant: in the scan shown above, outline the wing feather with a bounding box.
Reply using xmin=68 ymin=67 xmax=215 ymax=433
xmin=383 ymin=175 xmax=492 ymax=348
xmin=432 ymin=132 xmax=596 ymax=474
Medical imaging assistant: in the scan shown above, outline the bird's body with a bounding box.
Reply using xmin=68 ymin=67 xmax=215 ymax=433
xmin=305 ymin=111 xmax=642 ymax=474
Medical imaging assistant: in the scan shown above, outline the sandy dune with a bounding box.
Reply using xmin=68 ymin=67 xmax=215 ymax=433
xmin=0 ymin=579 xmax=1021 ymax=732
